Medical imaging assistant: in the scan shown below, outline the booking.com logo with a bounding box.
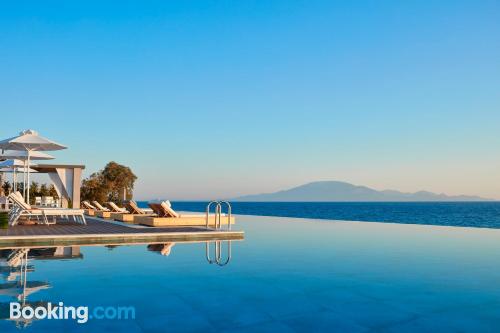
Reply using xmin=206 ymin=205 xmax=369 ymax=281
xmin=10 ymin=302 xmax=135 ymax=324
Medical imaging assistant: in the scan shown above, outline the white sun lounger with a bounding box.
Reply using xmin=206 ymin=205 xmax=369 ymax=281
xmin=81 ymin=201 xmax=97 ymax=210
xmin=134 ymin=200 xmax=235 ymax=227
xmin=8 ymin=192 xmax=86 ymax=226
xmin=105 ymin=202 xmax=128 ymax=213
xmin=92 ymin=201 xmax=110 ymax=212
xmin=81 ymin=201 xmax=97 ymax=216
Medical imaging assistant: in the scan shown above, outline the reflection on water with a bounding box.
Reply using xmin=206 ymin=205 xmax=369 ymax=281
xmin=0 ymin=240 xmax=233 ymax=330
xmin=147 ymin=243 xmax=176 ymax=256
xmin=206 ymin=241 xmax=232 ymax=266
xmin=0 ymin=248 xmax=54 ymax=328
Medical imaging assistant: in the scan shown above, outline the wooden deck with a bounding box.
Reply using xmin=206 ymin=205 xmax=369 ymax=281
xmin=0 ymin=217 xmax=244 ymax=247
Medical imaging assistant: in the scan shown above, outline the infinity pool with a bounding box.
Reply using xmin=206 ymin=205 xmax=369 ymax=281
xmin=1 ymin=215 xmax=500 ymax=332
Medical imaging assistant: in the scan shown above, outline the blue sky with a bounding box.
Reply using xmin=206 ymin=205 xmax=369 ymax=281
xmin=1 ymin=1 xmax=499 ymax=200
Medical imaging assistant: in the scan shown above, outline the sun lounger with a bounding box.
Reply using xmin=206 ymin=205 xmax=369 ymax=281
xmin=8 ymin=192 xmax=86 ymax=226
xmin=92 ymin=201 xmax=109 ymax=211
xmin=125 ymin=200 xmax=146 ymax=215
xmin=106 ymin=202 xmax=129 ymax=213
xmin=81 ymin=201 xmax=96 ymax=216
xmin=91 ymin=201 xmax=113 ymax=218
xmin=134 ymin=201 xmax=235 ymax=227
xmin=41 ymin=196 xmax=55 ymax=207
xmin=111 ymin=200 xmax=154 ymax=223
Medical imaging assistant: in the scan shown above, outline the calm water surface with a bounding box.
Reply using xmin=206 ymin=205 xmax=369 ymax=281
xmin=1 ymin=215 xmax=500 ymax=332
xmin=156 ymin=201 xmax=500 ymax=229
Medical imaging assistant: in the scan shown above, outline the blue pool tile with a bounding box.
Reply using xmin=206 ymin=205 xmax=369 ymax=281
xmin=63 ymin=319 xmax=143 ymax=333
xmin=249 ymin=293 xmax=328 ymax=320
xmin=323 ymin=298 xmax=417 ymax=330
xmin=382 ymin=289 xmax=500 ymax=315
xmin=283 ymin=310 xmax=369 ymax=332
xmin=176 ymin=289 xmax=274 ymax=329
xmin=305 ymin=287 xmax=375 ymax=308
xmin=136 ymin=294 xmax=196 ymax=317
xmin=203 ymin=303 xmax=273 ymax=330
xmin=137 ymin=312 xmax=215 ymax=333
xmin=220 ymin=320 xmax=296 ymax=333
xmin=380 ymin=311 xmax=500 ymax=333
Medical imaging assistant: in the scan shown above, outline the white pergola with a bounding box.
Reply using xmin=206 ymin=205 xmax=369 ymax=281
xmin=31 ymin=164 xmax=85 ymax=209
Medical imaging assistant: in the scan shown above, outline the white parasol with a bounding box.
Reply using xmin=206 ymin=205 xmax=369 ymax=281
xmin=0 ymin=130 xmax=65 ymax=203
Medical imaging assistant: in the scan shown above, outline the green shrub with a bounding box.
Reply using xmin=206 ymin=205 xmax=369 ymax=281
xmin=0 ymin=212 xmax=8 ymax=229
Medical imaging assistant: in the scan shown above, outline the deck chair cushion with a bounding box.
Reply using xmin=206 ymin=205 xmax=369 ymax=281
xmin=147 ymin=202 xmax=176 ymax=217
xmin=126 ymin=201 xmax=145 ymax=214
xmin=107 ymin=202 xmax=128 ymax=213
xmin=147 ymin=202 xmax=162 ymax=216
xmin=10 ymin=193 xmax=32 ymax=210
xmin=92 ymin=201 xmax=109 ymax=211
xmin=160 ymin=201 xmax=179 ymax=218
xmin=82 ymin=201 xmax=96 ymax=210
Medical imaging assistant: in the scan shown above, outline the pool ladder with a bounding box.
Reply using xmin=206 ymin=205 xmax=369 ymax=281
xmin=205 ymin=201 xmax=232 ymax=266
xmin=205 ymin=201 xmax=232 ymax=230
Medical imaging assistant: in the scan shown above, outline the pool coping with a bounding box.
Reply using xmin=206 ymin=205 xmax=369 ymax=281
xmin=0 ymin=216 xmax=244 ymax=248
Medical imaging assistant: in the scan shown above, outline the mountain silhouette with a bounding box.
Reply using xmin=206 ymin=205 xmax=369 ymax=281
xmin=234 ymin=181 xmax=490 ymax=202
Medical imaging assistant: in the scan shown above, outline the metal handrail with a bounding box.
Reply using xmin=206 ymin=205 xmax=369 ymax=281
xmin=206 ymin=241 xmax=216 ymax=264
xmin=218 ymin=201 xmax=232 ymax=231
xmin=205 ymin=201 xmax=233 ymax=266
xmin=206 ymin=201 xmax=219 ymax=229
xmin=206 ymin=240 xmax=232 ymax=266
xmin=216 ymin=240 xmax=231 ymax=266
xmin=206 ymin=200 xmax=232 ymax=230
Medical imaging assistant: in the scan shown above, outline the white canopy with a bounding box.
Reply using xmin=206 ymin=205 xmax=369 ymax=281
xmin=0 ymin=159 xmax=27 ymax=168
xmin=0 ymin=130 xmax=66 ymax=152
xmin=0 ymin=150 xmax=54 ymax=161
xmin=0 ymin=130 xmax=66 ymax=203
xmin=0 ymin=167 xmax=38 ymax=173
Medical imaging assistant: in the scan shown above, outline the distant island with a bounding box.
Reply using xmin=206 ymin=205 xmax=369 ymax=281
xmin=234 ymin=181 xmax=491 ymax=202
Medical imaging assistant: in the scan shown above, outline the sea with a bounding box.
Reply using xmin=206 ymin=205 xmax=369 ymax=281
xmin=137 ymin=201 xmax=500 ymax=229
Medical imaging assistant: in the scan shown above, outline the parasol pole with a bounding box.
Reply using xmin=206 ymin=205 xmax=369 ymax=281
xmin=13 ymin=168 xmax=17 ymax=193
xmin=26 ymin=150 xmax=31 ymax=204
xmin=23 ymin=160 xmax=27 ymax=198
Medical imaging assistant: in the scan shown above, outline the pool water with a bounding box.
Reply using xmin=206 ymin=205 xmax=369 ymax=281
xmin=1 ymin=215 xmax=500 ymax=332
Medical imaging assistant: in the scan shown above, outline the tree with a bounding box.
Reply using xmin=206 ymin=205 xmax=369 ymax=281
xmin=101 ymin=162 xmax=137 ymax=202
xmin=81 ymin=162 xmax=137 ymax=204
xmin=29 ymin=181 xmax=40 ymax=204
xmin=81 ymin=172 xmax=108 ymax=203
xmin=2 ymin=181 xmax=11 ymax=196
xmin=48 ymin=184 xmax=58 ymax=198
xmin=16 ymin=182 xmax=24 ymax=195
xmin=39 ymin=183 xmax=49 ymax=197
